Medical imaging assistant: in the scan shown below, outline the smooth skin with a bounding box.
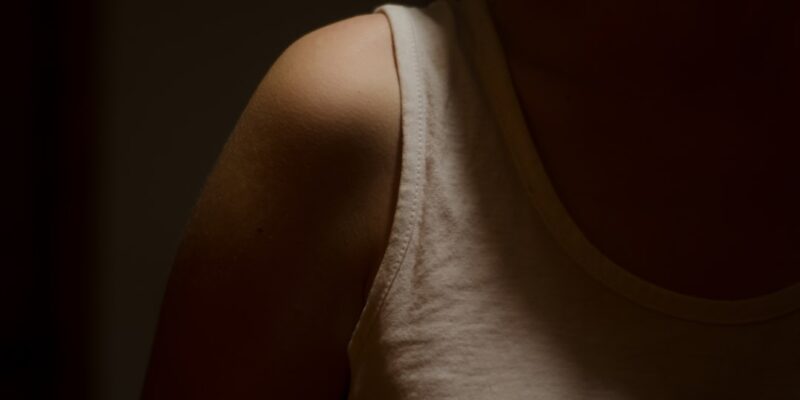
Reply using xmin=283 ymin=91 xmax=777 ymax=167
xmin=141 ymin=13 xmax=401 ymax=399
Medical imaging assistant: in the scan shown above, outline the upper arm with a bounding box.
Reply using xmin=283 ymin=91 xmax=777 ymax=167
xmin=141 ymin=13 xmax=400 ymax=399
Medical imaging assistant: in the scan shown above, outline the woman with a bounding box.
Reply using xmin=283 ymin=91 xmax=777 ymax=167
xmin=143 ymin=0 xmax=800 ymax=398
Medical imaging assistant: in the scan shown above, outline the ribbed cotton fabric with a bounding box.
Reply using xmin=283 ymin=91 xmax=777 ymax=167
xmin=346 ymin=0 xmax=800 ymax=398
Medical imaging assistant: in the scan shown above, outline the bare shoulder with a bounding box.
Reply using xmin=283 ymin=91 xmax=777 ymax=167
xmin=142 ymin=13 xmax=400 ymax=399
xmin=256 ymin=10 xmax=402 ymax=293
xmin=215 ymin=10 xmax=402 ymax=289
xmin=263 ymin=12 xmax=400 ymax=147
xmin=238 ymin=12 xmax=402 ymax=247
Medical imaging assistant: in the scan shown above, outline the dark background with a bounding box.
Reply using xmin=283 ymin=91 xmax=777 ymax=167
xmin=24 ymin=0 xmax=427 ymax=398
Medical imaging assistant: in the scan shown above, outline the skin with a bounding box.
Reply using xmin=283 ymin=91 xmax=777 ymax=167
xmin=141 ymin=13 xmax=401 ymax=399
xmin=487 ymin=0 xmax=800 ymax=300
xmin=144 ymin=0 xmax=799 ymax=398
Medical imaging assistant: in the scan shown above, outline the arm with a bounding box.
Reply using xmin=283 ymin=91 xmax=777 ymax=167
xmin=141 ymin=13 xmax=401 ymax=399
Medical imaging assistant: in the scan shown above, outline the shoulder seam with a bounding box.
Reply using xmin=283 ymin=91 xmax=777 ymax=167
xmin=347 ymin=3 xmax=429 ymax=364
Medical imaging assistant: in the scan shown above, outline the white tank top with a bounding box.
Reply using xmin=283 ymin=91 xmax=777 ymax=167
xmin=347 ymin=0 xmax=800 ymax=398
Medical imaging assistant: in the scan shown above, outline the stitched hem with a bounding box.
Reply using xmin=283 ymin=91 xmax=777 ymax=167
xmin=347 ymin=2 xmax=428 ymax=363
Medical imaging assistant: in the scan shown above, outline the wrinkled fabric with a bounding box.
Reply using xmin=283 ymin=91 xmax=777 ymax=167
xmin=346 ymin=1 xmax=800 ymax=398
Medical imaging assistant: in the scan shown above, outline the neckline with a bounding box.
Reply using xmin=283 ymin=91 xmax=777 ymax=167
xmin=452 ymin=0 xmax=800 ymax=324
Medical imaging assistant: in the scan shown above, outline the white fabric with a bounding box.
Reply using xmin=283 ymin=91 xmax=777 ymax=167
xmin=346 ymin=1 xmax=800 ymax=398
